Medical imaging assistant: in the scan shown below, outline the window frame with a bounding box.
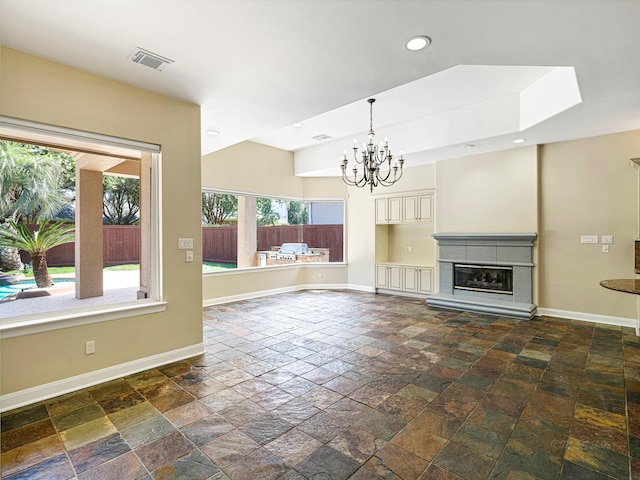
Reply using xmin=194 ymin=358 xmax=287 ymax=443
xmin=201 ymin=187 xmax=346 ymax=274
xmin=0 ymin=116 xmax=166 ymax=339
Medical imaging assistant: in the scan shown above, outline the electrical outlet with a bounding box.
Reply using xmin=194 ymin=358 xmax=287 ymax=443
xmin=85 ymin=340 xmax=95 ymax=355
xmin=580 ymin=235 xmax=598 ymax=244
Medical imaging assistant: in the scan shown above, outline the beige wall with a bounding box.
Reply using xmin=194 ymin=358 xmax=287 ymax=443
xmin=202 ymin=141 xmax=304 ymax=197
xmin=202 ymin=140 xmax=347 ymax=199
xmin=387 ymin=223 xmax=435 ymax=265
xmin=539 ymin=131 xmax=640 ymax=318
xmin=435 ymin=146 xmax=539 ymax=233
xmin=202 ymin=265 xmax=347 ymax=303
xmin=302 ymin=176 xmax=346 ymax=199
xmin=0 ymin=48 xmax=203 ymax=394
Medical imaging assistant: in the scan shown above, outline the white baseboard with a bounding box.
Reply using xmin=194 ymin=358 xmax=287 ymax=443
xmin=0 ymin=343 xmax=205 ymax=413
xmin=345 ymin=284 xmax=375 ymax=293
xmin=203 ymin=283 xmax=354 ymax=307
xmin=537 ymin=307 xmax=636 ymax=329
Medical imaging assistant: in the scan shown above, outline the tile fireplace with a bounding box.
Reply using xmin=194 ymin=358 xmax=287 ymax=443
xmin=427 ymin=233 xmax=537 ymax=319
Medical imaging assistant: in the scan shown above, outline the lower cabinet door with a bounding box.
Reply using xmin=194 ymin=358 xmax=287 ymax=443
xmin=377 ymin=264 xmax=432 ymax=295
xmin=418 ymin=268 xmax=433 ymax=294
xmin=388 ymin=265 xmax=402 ymax=290
xmin=403 ymin=266 xmax=418 ymax=292
xmin=375 ymin=264 xmax=388 ymax=288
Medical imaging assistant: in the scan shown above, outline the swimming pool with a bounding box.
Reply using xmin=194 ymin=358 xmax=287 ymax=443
xmin=0 ymin=279 xmax=75 ymax=300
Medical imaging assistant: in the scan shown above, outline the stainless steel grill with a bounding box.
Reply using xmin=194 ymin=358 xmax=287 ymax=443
xmin=278 ymin=243 xmax=309 ymax=255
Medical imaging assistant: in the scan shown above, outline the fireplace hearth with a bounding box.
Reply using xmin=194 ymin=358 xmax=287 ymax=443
xmin=427 ymin=233 xmax=537 ymax=320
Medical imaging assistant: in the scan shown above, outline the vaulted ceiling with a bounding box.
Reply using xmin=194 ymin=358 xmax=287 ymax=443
xmin=1 ymin=0 xmax=639 ymax=176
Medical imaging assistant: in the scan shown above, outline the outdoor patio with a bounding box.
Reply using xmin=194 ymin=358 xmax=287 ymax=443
xmin=0 ymin=270 xmax=140 ymax=320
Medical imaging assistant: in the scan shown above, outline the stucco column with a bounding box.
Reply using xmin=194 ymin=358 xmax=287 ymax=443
xmin=75 ymin=168 xmax=104 ymax=298
xmin=237 ymin=196 xmax=257 ymax=268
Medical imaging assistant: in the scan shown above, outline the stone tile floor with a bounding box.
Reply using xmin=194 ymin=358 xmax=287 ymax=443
xmin=2 ymin=290 xmax=640 ymax=479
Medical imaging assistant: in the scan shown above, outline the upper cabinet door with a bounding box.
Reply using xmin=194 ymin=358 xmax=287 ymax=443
xmin=417 ymin=194 xmax=433 ymax=222
xmin=375 ymin=198 xmax=388 ymax=223
xmin=402 ymin=196 xmax=418 ymax=222
xmin=388 ymin=197 xmax=402 ymax=223
xmin=402 ymin=194 xmax=433 ymax=222
xmin=377 ymin=193 xmax=432 ymax=224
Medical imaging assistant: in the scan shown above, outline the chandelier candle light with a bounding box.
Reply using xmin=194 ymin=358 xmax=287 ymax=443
xmin=341 ymin=98 xmax=405 ymax=192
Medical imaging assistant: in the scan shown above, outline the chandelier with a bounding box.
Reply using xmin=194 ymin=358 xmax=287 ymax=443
xmin=340 ymin=98 xmax=405 ymax=192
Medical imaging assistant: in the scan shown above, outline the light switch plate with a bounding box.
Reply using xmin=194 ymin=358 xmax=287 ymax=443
xmin=580 ymin=235 xmax=598 ymax=244
xmin=178 ymin=238 xmax=193 ymax=249
xmin=602 ymin=235 xmax=613 ymax=244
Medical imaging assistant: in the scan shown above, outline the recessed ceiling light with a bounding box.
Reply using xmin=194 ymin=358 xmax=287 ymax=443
xmin=513 ymin=138 xmax=527 ymax=144
xmin=293 ymin=122 xmax=303 ymax=128
xmin=206 ymin=130 xmax=220 ymax=136
xmin=464 ymin=144 xmax=475 ymax=149
xmin=404 ymin=36 xmax=431 ymax=51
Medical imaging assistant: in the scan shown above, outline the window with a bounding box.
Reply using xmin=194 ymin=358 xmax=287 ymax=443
xmin=0 ymin=117 xmax=163 ymax=332
xmin=202 ymin=191 xmax=344 ymax=272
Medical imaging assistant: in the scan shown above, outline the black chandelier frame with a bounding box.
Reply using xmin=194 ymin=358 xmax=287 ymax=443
xmin=341 ymin=98 xmax=405 ymax=192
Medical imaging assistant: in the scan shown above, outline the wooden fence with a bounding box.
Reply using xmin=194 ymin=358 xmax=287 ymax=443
xmin=20 ymin=225 xmax=141 ymax=267
xmin=19 ymin=224 xmax=344 ymax=267
xmin=203 ymin=224 xmax=344 ymax=263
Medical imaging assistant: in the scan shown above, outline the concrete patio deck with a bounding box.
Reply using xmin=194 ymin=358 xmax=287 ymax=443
xmin=0 ymin=270 xmax=140 ymax=319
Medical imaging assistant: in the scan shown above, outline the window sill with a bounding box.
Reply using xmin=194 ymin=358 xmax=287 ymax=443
xmin=0 ymin=300 xmax=167 ymax=339
xmin=203 ymin=262 xmax=347 ymax=277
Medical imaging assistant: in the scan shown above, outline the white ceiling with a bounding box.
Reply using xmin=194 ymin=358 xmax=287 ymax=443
xmin=1 ymin=0 xmax=639 ymax=176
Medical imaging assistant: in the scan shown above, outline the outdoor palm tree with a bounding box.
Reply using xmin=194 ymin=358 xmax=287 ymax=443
xmin=0 ymin=141 xmax=70 ymax=223
xmin=0 ymin=219 xmax=75 ymax=288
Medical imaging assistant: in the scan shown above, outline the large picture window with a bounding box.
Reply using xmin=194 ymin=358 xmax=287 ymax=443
xmin=0 ymin=118 xmax=163 ymax=330
xmin=202 ymin=191 xmax=344 ymax=272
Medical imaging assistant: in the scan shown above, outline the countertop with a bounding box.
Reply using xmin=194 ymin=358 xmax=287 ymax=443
xmin=600 ymin=279 xmax=640 ymax=295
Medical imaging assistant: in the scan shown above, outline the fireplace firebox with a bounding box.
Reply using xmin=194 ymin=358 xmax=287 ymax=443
xmin=454 ymin=264 xmax=513 ymax=294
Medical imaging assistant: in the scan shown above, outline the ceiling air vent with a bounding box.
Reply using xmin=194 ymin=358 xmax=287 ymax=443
xmin=128 ymin=47 xmax=174 ymax=71
xmin=312 ymin=134 xmax=332 ymax=141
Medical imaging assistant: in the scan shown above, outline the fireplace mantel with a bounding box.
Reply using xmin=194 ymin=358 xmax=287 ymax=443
xmin=427 ymin=232 xmax=537 ymax=320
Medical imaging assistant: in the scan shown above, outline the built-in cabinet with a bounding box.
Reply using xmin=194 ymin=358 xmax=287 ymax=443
xmin=374 ymin=190 xmax=435 ymax=298
xmin=375 ymin=264 xmax=402 ymax=290
xmin=375 ymin=197 xmax=402 ymax=223
xmin=375 ymin=193 xmax=432 ymax=224
xmin=403 ymin=194 xmax=433 ymax=222
xmin=404 ymin=265 xmax=433 ymax=294
xmin=376 ymin=264 xmax=433 ymax=295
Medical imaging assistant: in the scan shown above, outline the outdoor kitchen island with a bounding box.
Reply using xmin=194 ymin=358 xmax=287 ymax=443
xmin=259 ymin=243 xmax=328 ymax=266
